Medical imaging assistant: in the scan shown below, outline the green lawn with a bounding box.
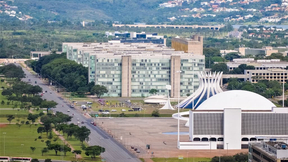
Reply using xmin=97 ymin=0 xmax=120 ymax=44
xmin=0 ymin=125 xmax=100 ymax=161
xmin=152 ymin=157 xmax=211 ymax=162
xmin=0 ymin=110 xmax=30 ymax=123
xmin=0 ymin=92 xmax=21 ymax=108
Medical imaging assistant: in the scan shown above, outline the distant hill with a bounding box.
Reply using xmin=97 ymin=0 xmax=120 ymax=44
xmin=3 ymin=0 xmax=287 ymax=24
xmin=13 ymin=0 xmax=169 ymax=23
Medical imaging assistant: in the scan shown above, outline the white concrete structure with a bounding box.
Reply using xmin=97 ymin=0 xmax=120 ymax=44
xmin=197 ymin=90 xmax=275 ymax=111
xmin=175 ymin=90 xmax=288 ymax=150
xmin=178 ymin=71 xmax=223 ymax=109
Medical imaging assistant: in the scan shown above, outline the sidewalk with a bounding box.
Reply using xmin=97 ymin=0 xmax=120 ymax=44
xmin=52 ymin=129 xmax=82 ymax=159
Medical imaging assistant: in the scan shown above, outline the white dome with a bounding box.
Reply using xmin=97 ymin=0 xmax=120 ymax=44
xmin=197 ymin=90 xmax=276 ymax=111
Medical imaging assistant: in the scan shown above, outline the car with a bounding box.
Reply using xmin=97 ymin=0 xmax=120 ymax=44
xmin=81 ymin=105 xmax=87 ymax=109
xmin=105 ymin=110 xmax=110 ymax=112
xmin=102 ymin=112 xmax=110 ymax=114
xmin=121 ymin=109 xmax=126 ymax=112
xmin=128 ymin=109 xmax=134 ymax=112
xmin=111 ymin=109 xmax=117 ymax=112
xmin=70 ymin=105 xmax=74 ymax=108
xmin=98 ymin=110 xmax=103 ymax=112
xmin=35 ymin=81 xmax=37 ymax=84
xmin=67 ymin=109 xmax=70 ymax=112
xmin=81 ymin=121 xmax=84 ymax=124
xmin=77 ymin=121 xmax=80 ymax=124
xmin=88 ymin=105 xmax=92 ymax=108
xmin=87 ymin=102 xmax=92 ymax=104
xmin=77 ymin=118 xmax=79 ymax=121
xmin=28 ymin=79 xmax=31 ymax=82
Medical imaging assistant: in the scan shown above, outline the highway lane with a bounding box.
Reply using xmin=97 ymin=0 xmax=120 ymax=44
xmin=20 ymin=66 xmax=141 ymax=162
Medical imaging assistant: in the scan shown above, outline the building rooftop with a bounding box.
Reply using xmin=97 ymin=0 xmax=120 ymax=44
xmin=266 ymin=142 xmax=288 ymax=150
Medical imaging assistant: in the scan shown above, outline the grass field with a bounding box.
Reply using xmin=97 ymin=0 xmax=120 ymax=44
xmin=0 ymin=125 xmax=101 ymax=161
xmin=151 ymin=157 xmax=211 ymax=162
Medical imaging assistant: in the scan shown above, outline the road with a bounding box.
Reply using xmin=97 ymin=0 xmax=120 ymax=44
xmin=20 ymin=65 xmax=141 ymax=162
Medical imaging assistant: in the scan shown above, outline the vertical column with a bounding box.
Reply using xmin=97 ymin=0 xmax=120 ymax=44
xmin=224 ymin=108 xmax=241 ymax=150
xmin=189 ymin=110 xmax=193 ymax=141
xmin=121 ymin=56 xmax=132 ymax=97
xmin=171 ymin=56 xmax=181 ymax=98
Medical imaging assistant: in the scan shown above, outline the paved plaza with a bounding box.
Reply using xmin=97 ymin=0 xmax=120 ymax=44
xmin=96 ymin=117 xmax=247 ymax=159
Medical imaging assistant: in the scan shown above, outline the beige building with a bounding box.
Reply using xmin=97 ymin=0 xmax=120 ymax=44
xmin=171 ymin=35 xmax=203 ymax=55
xmin=245 ymin=69 xmax=288 ymax=83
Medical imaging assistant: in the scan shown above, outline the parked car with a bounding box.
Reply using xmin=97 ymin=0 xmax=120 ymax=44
xmin=102 ymin=112 xmax=110 ymax=115
xmin=35 ymin=81 xmax=37 ymax=84
xmin=122 ymin=109 xmax=126 ymax=112
xmin=128 ymin=109 xmax=134 ymax=112
xmin=98 ymin=110 xmax=103 ymax=112
xmin=87 ymin=102 xmax=92 ymax=104
xmin=70 ymin=104 xmax=74 ymax=108
xmin=67 ymin=109 xmax=70 ymax=112
xmin=81 ymin=105 xmax=87 ymax=109
xmin=111 ymin=109 xmax=117 ymax=112
xmin=105 ymin=110 xmax=110 ymax=112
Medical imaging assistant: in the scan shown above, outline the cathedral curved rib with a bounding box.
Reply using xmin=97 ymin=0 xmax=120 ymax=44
xmin=178 ymin=71 xmax=223 ymax=109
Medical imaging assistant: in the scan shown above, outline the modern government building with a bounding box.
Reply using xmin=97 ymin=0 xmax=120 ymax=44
xmin=62 ymin=35 xmax=205 ymax=98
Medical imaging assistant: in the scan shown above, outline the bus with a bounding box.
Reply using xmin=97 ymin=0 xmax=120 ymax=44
xmin=11 ymin=157 xmax=32 ymax=162
xmin=0 ymin=156 xmax=10 ymax=162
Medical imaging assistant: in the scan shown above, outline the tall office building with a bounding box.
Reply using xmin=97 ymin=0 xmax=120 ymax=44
xmin=63 ymin=41 xmax=205 ymax=97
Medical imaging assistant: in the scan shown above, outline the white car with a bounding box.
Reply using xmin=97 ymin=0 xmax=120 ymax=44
xmin=87 ymin=102 xmax=92 ymax=104
xmin=102 ymin=112 xmax=110 ymax=114
xmin=121 ymin=109 xmax=126 ymax=112
xmin=81 ymin=105 xmax=87 ymax=109
xmin=111 ymin=109 xmax=117 ymax=112
xmin=67 ymin=109 xmax=70 ymax=112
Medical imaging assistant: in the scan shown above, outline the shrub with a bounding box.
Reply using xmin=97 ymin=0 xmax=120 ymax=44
xmin=38 ymin=136 xmax=42 ymax=139
xmin=151 ymin=109 xmax=160 ymax=117
xmin=7 ymin=102 xmax=10 ymax=105
xmin=134 ymin=113 xmax=140 ymax=117
xmin=1 ymin=100 xmax=5 ymax=105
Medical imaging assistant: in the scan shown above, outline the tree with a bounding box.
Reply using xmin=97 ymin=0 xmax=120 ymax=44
xmin=30 ymin=147 xmax=36 ymax=153
xmin=41 ymin=147 xmax=49 ymax=156
xmin=6 ymin=115 xmax=15 ymax=124
xmin=75 ymin=126 xmax=91 ymax=143
xmin=2 ymin=89 xmax=12 ymax=96
xmin=224 ymin=52 xmax=241 ymax=61
xmin=37 ymin=127 xmax=44 ymax=135
xmin=48 ymin=144 xmax=61 ymax=155
xmin=73 ymin=150 xmax=82 ymax=155
xmin=31 ymin=159 xmax=39 ymax=162
xmin=233 ymin=153 xmax=248 ymax=162
xmin=85 ymin=146 xmax=105 ymax=159
xmin=40 ymin=100 xmax=57 ymax=112
xmin=45 ymin=140 xmax=51 ymax=147
xmin=61 ymin=145 xmax=71 ymax=156
xmin=151 ymin=109 xmax=160 ymax=117
xmin=211 ymin=63 xmax=229 ymax=74
xmin=90 ymin=85 xmax=108 ymax=98
xmin=27 ymin=113 xmax=39 ymax=124
xmin=149 ymin=89 xmax=158 ymax=95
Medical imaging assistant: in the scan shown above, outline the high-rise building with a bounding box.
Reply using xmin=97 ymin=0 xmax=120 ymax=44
xmin=63 ymin=41 xmax=205 ymax=97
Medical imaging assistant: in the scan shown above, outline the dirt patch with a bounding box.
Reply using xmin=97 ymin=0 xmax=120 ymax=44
xmin=0 ymin=124 xmax=7 ymax=128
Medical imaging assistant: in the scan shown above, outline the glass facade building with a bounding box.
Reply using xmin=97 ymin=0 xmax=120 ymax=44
xmin=63 ymin=42 xmax=205 ymax=97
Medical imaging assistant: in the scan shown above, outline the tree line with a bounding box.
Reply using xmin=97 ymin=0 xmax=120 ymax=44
xmin=227 ymin=78 xmax=287 ymax=99
xmin=27 ymin=54 xmax=108 ymax=97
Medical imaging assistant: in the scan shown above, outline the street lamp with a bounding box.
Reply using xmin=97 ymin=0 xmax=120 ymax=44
xmin=3 ymin=132 xmax=6 ymax=155
xmin=226 ymin=143 xmax=229 ymax=154
xmin=176 ymin=70 xmax=182 ymax=148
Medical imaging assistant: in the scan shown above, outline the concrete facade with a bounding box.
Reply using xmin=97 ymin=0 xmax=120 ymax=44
xmin=63 ymin=42 xmax=205 ymax=97
xmin=249 ymin=142 xmax=288 ymax=162
xmin=170 ymin=56 xmax=181 ymax=98
xmin=171 ymin=35 xmax=203 ymax=55
xmin=121 ymin=56 xmax=132 ymax=97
